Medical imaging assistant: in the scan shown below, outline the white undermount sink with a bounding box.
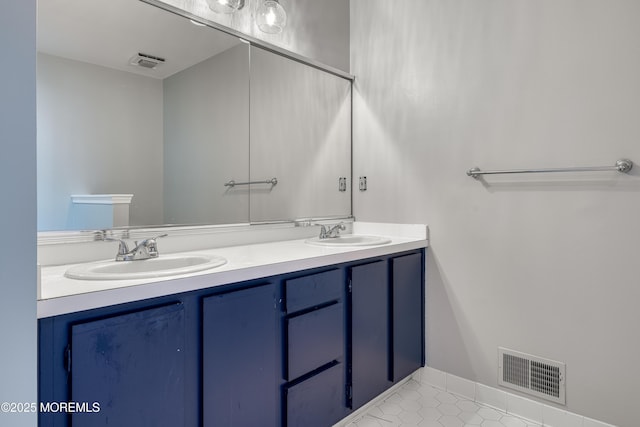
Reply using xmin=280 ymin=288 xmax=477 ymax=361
xmin=64 ymin=253 xmax=227 ymax=281
xmin=305 ymin=235 xmax=391 ymax=247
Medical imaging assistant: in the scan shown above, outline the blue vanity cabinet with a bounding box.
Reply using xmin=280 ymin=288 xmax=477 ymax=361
xmin=202 ymin=283 xmax=279 ymax=427
xmin=391 ymin=253 xmax=424 ymax=381
xmin=70 ymin=303 xmax=186 ymax=427
xmin=349 ymin=252 xmax=425 ymax=410
xmin=283 ymin=269 xmax=347 ymax=427
xmin=350 ymin=260 xmax=391 ymax=409
xmin=285 ymin=362 xmax=344 ymax=427
xmin=38 ymin=248 xmax=425 ymax=427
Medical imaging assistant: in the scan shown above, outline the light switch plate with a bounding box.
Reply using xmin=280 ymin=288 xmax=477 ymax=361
xmin=359 ymin=176 xmax=367 ymax=191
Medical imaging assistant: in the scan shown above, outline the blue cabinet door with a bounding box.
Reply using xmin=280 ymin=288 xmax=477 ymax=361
xmin=285 ymin=268 xmax=342 ymax=312
xmin=350 ymin=260 xmax=390 ymax=409
xmin=392 ymin=253 xmax=424 ymax=381
xmin=202 ymin=284 xmax=278 ymax=427
xmin=285 ymin=363 xmax=344 ymax=427
xmin=287 ymin=302 xmax=344 ymax=381
xmin=70 ymin=303 xmax=185 ymax=427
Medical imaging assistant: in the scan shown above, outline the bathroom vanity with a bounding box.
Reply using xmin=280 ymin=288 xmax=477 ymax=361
xmin=35 ymin=2 xmax=424 ymax=425
xmin=37 ymin=223 xmax=427 ymax=427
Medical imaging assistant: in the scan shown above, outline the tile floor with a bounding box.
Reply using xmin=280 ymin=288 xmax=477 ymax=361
xmin=343 ymin=378 xmax=541 ymax=427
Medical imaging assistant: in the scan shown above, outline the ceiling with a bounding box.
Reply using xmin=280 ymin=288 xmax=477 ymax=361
xmin=37 ymin=0 xmax=242 ymax=79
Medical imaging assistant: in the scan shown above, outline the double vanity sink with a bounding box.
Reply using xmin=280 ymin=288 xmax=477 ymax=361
xmin=38 ymin=222 xmax=429 ymax=427
xmin=37 ymin=222 xmax=428 ymax=318
xmin=63 ymin=234 xmax=391 ymax=281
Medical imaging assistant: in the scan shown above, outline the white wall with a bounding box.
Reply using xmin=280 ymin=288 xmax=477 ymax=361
xmin=158 ymin=0 xmax=350 ymax=71
xmin=37 ymin=53 xmax=164 ymax=230
xmin=351 ymin=1 xmax=640 ymax=426
xmin=0 ymin=1 xmax=37 ymax=425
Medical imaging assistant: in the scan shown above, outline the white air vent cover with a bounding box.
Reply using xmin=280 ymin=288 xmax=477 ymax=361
xmin=498 ymin=347 xmax=565 ymax=404
xmin=129 ymin=53 xmax=165 ymax=69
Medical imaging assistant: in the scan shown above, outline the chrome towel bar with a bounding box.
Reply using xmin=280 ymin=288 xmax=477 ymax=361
xmin=224 ymin=178 xmax=278 ymax=187
xmin=467 ymin=158 xmax=633 ymax=179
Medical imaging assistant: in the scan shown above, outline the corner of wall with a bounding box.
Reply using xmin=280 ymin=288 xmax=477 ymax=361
xmin=0 ymin=1 xmax=38 ymax=426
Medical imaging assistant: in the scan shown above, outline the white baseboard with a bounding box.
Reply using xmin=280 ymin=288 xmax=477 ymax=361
xmin=420 ymin=367 xmax=617 ymax=427
xmin=334 ymin=367 xmax=617 ymax=427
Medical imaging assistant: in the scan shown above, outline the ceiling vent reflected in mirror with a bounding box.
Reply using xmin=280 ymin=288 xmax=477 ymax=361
xmin=129 ymin=52 xmax=166 ymax=70
xmin=206 ymin=0 xmax=245 ymax=14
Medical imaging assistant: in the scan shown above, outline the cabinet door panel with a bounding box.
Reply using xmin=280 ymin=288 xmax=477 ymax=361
xmin=285 ymin=269 xmax=342 ymax=313
xmin=286 ymin=363 xmax=344 ymax=427
xmin=71 ymin=303 xmax=185 ymax=427
xmin=351 ymin=260 xmax=390 ymax=409
xmin=392 ymin=253 xmax=424 ymax=381
xmin=203 ymin=284 xmax=278 ymax=427
xmin=287 ymin=302 xmax=343 ymax=380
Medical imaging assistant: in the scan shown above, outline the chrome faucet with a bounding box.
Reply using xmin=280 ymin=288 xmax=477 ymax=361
xmin=104 ymin=234 xmax=168 ymax=261
xmin=319 ymin=222 xmax=346 ymax=239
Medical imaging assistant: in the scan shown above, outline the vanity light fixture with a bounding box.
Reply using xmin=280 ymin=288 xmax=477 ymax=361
xmin=256 ymin=0 xmax=287 ymax=34
xmin=207 ymin=0 xmax=287 ymax=34
xmin=206 ymin=0 xmax=245 ymax=14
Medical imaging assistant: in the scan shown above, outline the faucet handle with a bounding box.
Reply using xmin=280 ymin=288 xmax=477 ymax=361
xmin=103 ymin=236 xmax=129 ymax=255
xmin=134 ymin=233 xmax=168 ymax=258
xmin=319 ymin=223 xmax=346 ymax=239
xmin=331 ymin=222 xmax=346 ymax=237
xmin=136 ymin=233 xmax=168 ymax=246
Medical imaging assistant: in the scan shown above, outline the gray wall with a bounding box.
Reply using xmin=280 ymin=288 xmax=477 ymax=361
xmin=37 ymin=53 xmax=164 ymax=230
xmin=249 ymin=46 xmax=351 ymax=222
xmin=0 ymin=1 xmax=37 ymax=425
xmin=163 ymin=44 xmax=250 ymax=225
xmin=159 ymin=0 xmax=350 ymax=72
xmin=351 ymin=1 xmax=640 ymax=426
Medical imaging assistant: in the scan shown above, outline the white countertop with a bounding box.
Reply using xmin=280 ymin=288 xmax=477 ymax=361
xmin=37 ymin=222 xmax=428 ymax=318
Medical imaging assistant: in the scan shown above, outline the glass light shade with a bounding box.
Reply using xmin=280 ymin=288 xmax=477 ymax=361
xmin=206 ymin=0 xmax=243 ymax=14
xmin=256 ymin=0 xmax=287 ymax=34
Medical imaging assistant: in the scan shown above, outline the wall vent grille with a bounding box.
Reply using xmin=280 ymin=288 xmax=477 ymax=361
xmin=498 ymin=348 xmax=565 ymax=404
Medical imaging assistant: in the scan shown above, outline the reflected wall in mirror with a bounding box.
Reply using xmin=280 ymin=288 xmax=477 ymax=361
xmin=249 ymin=46 xmax=352 ymax=222
xmin=37 ymin=0 xmax=249 ymax=231
xmin=163 ymin=42 xmax=249 ymax=226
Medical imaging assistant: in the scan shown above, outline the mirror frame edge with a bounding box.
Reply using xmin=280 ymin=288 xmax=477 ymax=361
xmin=140 ymin=0 xmax=355 ymax=81
xmin=37 ymin=215 xmax=356 ymax=245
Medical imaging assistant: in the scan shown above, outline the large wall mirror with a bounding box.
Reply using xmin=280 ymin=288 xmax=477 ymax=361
xmin=37 ymin=0 xmax=352 ymax=233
